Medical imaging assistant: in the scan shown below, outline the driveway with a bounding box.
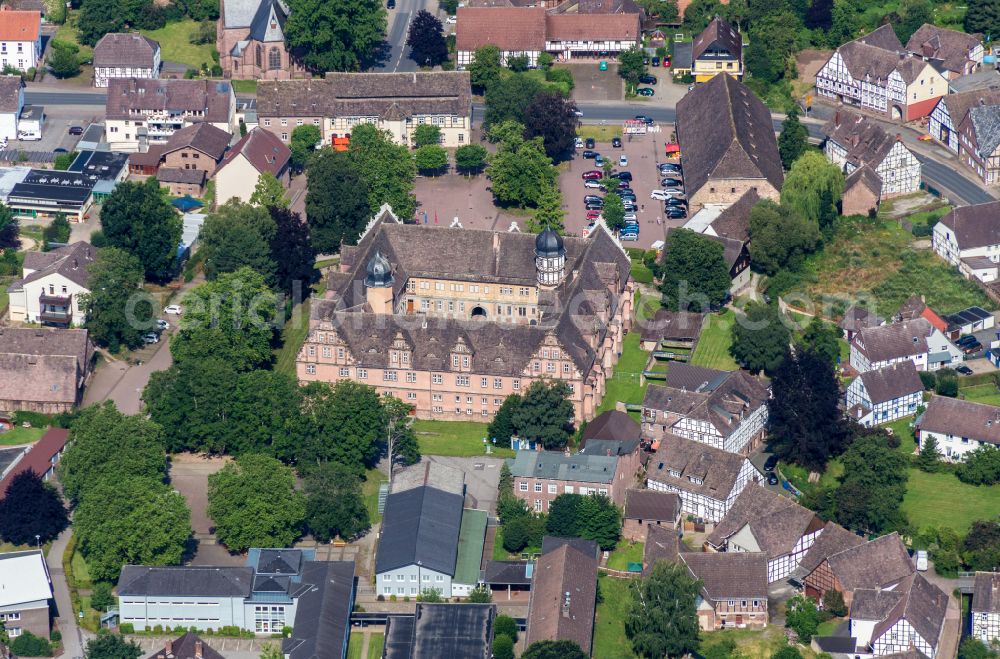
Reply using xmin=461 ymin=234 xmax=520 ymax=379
xmin=47 ymin=529 xmax=89 ymax=659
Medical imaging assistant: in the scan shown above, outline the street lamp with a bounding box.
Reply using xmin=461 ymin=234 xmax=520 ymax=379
xmin=35 ymin=534 xmax=40 ymax=549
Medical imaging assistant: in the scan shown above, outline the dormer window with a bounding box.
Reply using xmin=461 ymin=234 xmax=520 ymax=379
xmin=668 ymin=469 xmax=680 ymax=478
xmin=689 ymin=476 xmax=703 ymax=485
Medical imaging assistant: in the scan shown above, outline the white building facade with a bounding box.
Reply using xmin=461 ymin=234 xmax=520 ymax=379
xmin=647 ymin=458 xmax=758 ymax=524
xmin=0 ymin=11 xmax=41 ymax=72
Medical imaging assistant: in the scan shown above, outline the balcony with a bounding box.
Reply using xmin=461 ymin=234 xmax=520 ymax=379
xmin=39 ymin=308 xmax=71 ymax=325
xmin=39 ymin=293 xmax=71 ymax=306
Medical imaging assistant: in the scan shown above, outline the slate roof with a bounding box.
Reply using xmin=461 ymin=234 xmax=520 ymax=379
xmin=105 ymin=79 xmax=233 ymax=124
xmin=384 ymin=603 xmax=495 ymax=659
xmin=253 ymin=549 xmax=303 ymax=575
xmin=0 ymin=74 xmax=21 ymax=114
xmin=12 ymin=241 xmax=94 ymax=289
xmin=526 ymin=537 xmax=598 ymax=654
xmin=375 ymin=485 xmax=464 ymax=576
xmin=692 ymin=16 xmax=741 ymax=63
xmin=0 ymin=328 xmax=93 ymax=406
xmin=796 ymin=521 xmax=864 ymax=576
xmin=858 ymin=361 xmax=923 ymax=405
xmin=840 ymin=305 xmax=884 ymax=333
xmin=906 ymin=24 xmax=982 ymax=74
xmin=93 ymin=33 xmax=159 ymax=69
xmin=972 ymin=571 xmax=1000 ymax=613
xmin=682 ymin=551 xmax=768 ymax=601
xmin=844 ymin=164 xmax=883 ymax=198
xmin=144 ymin=633 xmax=224 ymax=659
xmin=852 ymin=317 xmax=936 ymax=363
xmin=541 ymin=535 xmax=599 ymax=558
xmin=639 ymin=309 xmax=704 ymax=343
xmin=870 ymin=573 xmax=949 ymax=650
xmin=662 ymin=362 xmax=726 ymax=391
xmin=917 ymin=395 xmax=1000 ymax=446
xmin=824 ymin=112 xmax=900 ymax=170
xmin=834 ymin=26 xmax=907 ymax=83
xmin=642 ymin=369 xmax=770 ymax=437
xmin=455 ymin=6 xmax=547 ymax=51
xmin=248 ymin=0 xmax=287 ymax=42
xmin=222 ymin=0 xmax=287 ymax=29
xmin=217 ymin=127 xmax=290 ymax=176
xmin=508 ymin=450 xmax=618 ymax=484
xmin=0 ymin=427 xmax=68 ymax=497
xmin=826 ymin=533 xmax=914 ymax=592
xmin=646 ymin=434 xmax=750 ymax=501
xmin=967 ymin=104 xmax=1000 ymax=158
xmin=934 ymin=89 xmax=1000 ymax=130
xmin=482 ymin=560 xmax=533 ymax=585
xmin=858 ymin=24 xmax=905 ymax=51
xmin=937 ymin=200 xmax=1000 ymax=249
xmin=161 ymin=122 xmax=231 ymax=161
xmin=706 ymin=485 xmax=822 ymax=558
xmin=623 ymin=489 xmax=680 ymax=522
xmin=258 ymin=72 xmax=472 ymax=121
xmin=675 ymin=73 xmax=783 ymax=199
xmin=156 ymin=168 xmax=206 ymax=186
xmin=579 ymin=410 xmax=639 ymax=445
xmin=282 ymin=561 xmax=355 ymax=659
xmin=117 ymin=565 xmax=254 ymax=598
xmin=0 ymin=9 xmax=38 ymax=41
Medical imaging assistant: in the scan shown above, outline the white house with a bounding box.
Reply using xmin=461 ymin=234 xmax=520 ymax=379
xmin=916 ymin=395 xmax=1000 ymax=461
xmin=92 ymin=33 xmax=161 ymax=88
xmin=641 ymin=365 xmax=770 ymax=455
xmin=214 ymin=127 xmax=290 ymax=206
xmin=850 ymin=317 xmax=962 ymax=373
xmin=928 ymin=90 xmax=1000 ymax=154
xmin=824 ymin=112 xmax=921 ymax=198
xmin=0 ymin=9 xmax=41 ymax=72
xmin=972 ymin=571 xmax=1000 ymax=646
xmin=0 ymin=73 xmax=21 ymax=141
xmin=705 ymin=486 xmax=826 ymax=583
xmin=850 ymin=574 xmax=948 ymax=658
xmin=645 ymin=433 xmax=762 ymax=524
xmin=845 ymin=361 xmax=924 ymax=427
xmin=0 ymin=550 xmax=52 ymax=641
xmin=6 ymin=242 xmax=95 ymax=326
xmin=933 ymin=202 xmax=1000 ymax=275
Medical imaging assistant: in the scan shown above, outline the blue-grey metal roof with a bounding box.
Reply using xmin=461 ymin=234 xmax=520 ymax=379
xmin=117 ymin=565 xmax=254 ymax=598
xmin=282 ymin=561 xmax=355 ymax=659
xmin=928 ymin=351 xmax=953 ymax=363
xmin=375 ymin=486 xmax=464 ymax=576
xmin=508 ymin=450 xmax=618 ymax=484
xmin=249 ymin=0 xmax=287 ymax=42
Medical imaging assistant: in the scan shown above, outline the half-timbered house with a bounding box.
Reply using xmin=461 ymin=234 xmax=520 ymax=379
xmin=850 ymin=317 xmax=962 ymax=373
xmin=845 ymin=361 xmax=924 ymax=427
xmin=801 ymin=533 xmax=914 ymax=607
xmin=972 ymin=572 xmax=1000 ymax=645
xmin=851 ymin=573 xmax=949 ymax=658
xmin=823 ymin=111 xmax=921 ymax=198
xmin=928 ymin=89 xmax=1000 ymax=154
xmin=906 ymin=24 xmax=983 ymax=79
xmin=794 ymin=521 xmax=864 ymax=599
xmin=957 ymin=103 xmax=1000 ymax=184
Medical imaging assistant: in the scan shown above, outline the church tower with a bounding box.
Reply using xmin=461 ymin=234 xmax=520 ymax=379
xmin=534 ymin=228 xmax=565 ymax=287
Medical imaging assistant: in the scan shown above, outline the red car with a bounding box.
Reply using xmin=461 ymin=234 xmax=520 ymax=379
xmin=586 ymin=210 xmax=601 ymax=220
xmin=582 ymin=170 xmax=603 ymax=180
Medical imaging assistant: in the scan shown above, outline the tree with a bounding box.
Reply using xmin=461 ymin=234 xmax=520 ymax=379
xmin=805 ymin=0 xmax=833 ymax=29
xmin=959 ymin=638 xmax=1000 ymax=659
xmin=834 ymin=429 xmax=909 ymax=533
xmin=965 ymin=0 xmax=1000 ymax=39
xmin=250 ymin=172 xmax=290 ymax=209
xmin=81 ymin=247 xmax=151 ymax=352
xmin=77 ymin=0 xmax=125 ymax=46
xmin=823 ymin=589 xmax=848 ymax=617
xmin=546 ymin=493 xmax=583 ymax=537
xmin=683 ymin=0 xmax=723 ymax=31
xmin=406 ymin=10 xmax=448 ymax=66
xmin=349 ymin=124 xmax=417 ymax=219
xmin=306 ymin=149 xmax=372 ymax=253
xmin=270 ymin=207 xmax=318 ymax=297
xmin=90 ymin=581 xmax=116 ymax=612
xmin=10 ymin=632 xmax=52 ymax=657
xmin=521 ymin=640 xmax=588 ymax=659
xmin=785 ymin=595 xmax=820 ymax=642
xmin=199 ymin=202 xmax=277 ymax=283
xmin=207 ymin=454 xmax=306 ymax=552
xmin=635 ymin=0 xmax=678 ymax=22
xmin=283 ymin=0 xmax=386 ymax=72
xmin=48 ymin=42 xmax=80 ymax=78
xmin=502 ymin=514 xmax=544 ymax=552
xmin=797 ymin=316 xmax=841 ymax=365
xmin=916 ymin=435 xmax=942 ymax=472
xmin=962 ymin=520 xmax=1000 ymax=572
xmin=259 ymin=644 xmax=284 ymax=659
xmin=42 ymin=213 xmax=71 ymax=250
xmin=413 ymin=124 xmax=442 ymax=148
xmin=511 ymin=380 xmax=575 ymax=449
xmin=304 ymin=462 xmax=370 ymax=542
xmin=101 ymin=177 xmax=182 ymax=282
xmin=84 ymin=633 xmax=142 ymax=659
xmin=772 ymin=647 xmax=804 ymax=659
xmin=382 ymin=395 xmax=421 ymax=479
xmin=659 ymin=229 xmax=731 ymax=312
xmin=74 ymin=477 xmax=191 ymax=582
xmin=769 ymin=348 xmax=849 ymax=471
xmin=602 ymin=191 xmax=627 ymax=233
xmin=484 ymin=74 xmax=544 ymax=129
xmin=0 ymin=202 xmax=17 ymax=249
xmin=780 ymin=151 xmax=844 ymax=229
xmin=495 ymin=614 xmax=518 ymax=643
xmin=956 ymin=444 xmax=1000 ymax=485
xmin=468 ymin=45 xmax=503 ymax=92
xmin=295 ymin=380 xmax=386 ymax=473
xmin=507 ymin=54 xmax=530 ymax=72
xmin=455 ymin=144 xmax=488 ymax=174
xmin=626 ymin=561 xmax=701 ymax=659
xmin=745 ymin=12 xmax=799 ymax=83
xmin=414 ymin=144 xmax=449 ymax=174
xmin=499 ymin=462 xmax=514 ymax=495
xmin=730 ymin=303 xmax=790 ymax=374
xmin=748 ymin=200 xmax=820 ymax=275
xmin=468 ymin=584 xmax=493 ymax=603
xmin=54 ymin=151 xmax=78 ymax=170
xmin=58 ymin=402 xmax=166 ymax=504
xmin=526 ymin=185 xmax=566 ymax=234
xmin=289 ymin=124 xmax=322 ymax=171
xmin=0 ymin=470 xmax=68 ymax=546
xmin=578 ymin=494 xmax=622 ymax=550
xmin=492 ymin=634 xmax=515 ymax=659
xmin=778 ymin=106 xmax=809 ymax=170
xmin=893 ymin=0 xmax=932 ymax=43
xmin=618 ymin=47 xmax=646 ymax=87
xmin=171 ymin=267 xmax=278 ymax=372
xmin=524 ymin=91 xmax=578 ymax=161
xmin=487 ymin=131 xmax=557 ymax=208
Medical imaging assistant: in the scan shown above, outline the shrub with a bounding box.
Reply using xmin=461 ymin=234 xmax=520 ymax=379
xmin=495 ymin=614 xmax=518 ymax=643
xmin=11 ymin=631 xmax=53 ymax=657
xmin=918 ymin=371 xmax=936 ymax=390
xmin=389 ymin=594 xmax=397 ymax=602
xmin=493 ymin=634 xmax=515 ymax=659
xmin=119 ymin=623 xmax=134 ymax=634
xmin=91 ymin=581 xmax=116 ymax=611
xmin=376 ymin=594 xmax=385 ymax=602
xmin=822 ymin=589 xmax=847 ymax=617
xmin=956 ymin=445 xmax=1000 ymax=486
xmin=153 ymin=624 xmax=163 ymax=634
xmin=49 ymin=630 xmax=61 ymax=642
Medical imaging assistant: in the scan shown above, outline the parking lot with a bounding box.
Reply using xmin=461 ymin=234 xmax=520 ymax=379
xmin=558 ymin=128 xmax=691 ymax=249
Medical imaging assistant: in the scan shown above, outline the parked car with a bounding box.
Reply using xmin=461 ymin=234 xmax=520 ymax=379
xmin=68 ymin=125 xmax=84 ymax=135
xmin=574 ymin=137 xmax=584 ymax=149
xmin=665 ymin=208 xmax=686 ymax=219
xmin=143 ymin=332 xmax=160 ymax=345
xmin=658 ymin=163 xmax=682 ymax=173
xmin=963 ymin=341 xmax=984 ymax=354
xmin=637 ymin=87 xmax=655 ymax=97
xmin=956 ymin=335 xmax=979 ymax=346
xmin=163 ymin=304 xmax=182 ymax=315
xmin=586 ymin=210 xmax=602 ymax=220
xmin=573 ymin=109 xmax=584 ymax=117
xmin=651 ymin=189 xmax=683 ymax=200
xmin=387 ymin=0 xmax=394 ymax=7
xmin=915 ymin=550 xmax=928 ymax=571
xmin=635 ymin=115 xmax=654 ymax=125
xmin=764 ymin=454 xmax=780 ymax=471
xmin=955 ymin=365 xmax=974 ymax=375
xmin=651 ymin=56 xmax=660 ymax=67
xmin=619 ymin=154 xmax=628 ymax=167
xmin=660 ymin=178 xmax=683 ymax=187
xmin=620 ymin=232 xmax=639 ymax=241
xmin=664 ymin=197 xmax=687 ymax=208
xmin=595 ymin=155 xmax=606 ymax=167
xmin=638 ymin=74 xmax=657 ymax=85
xmin=585 ymin=201 xmax=604 ymax=210
xmin=623 ymin=212 xmax=638 ymax=222
xmin=619 ymin=189 xmax=636 ymax=198
xmin=446 ymin=15 xmax=457 ymax=23
xmin=582 ymin=150 xmax=598 ymax=159
xmin=611 ymin=171 xmax=632 ymax=181
xmin=662 ymin=56 xmax=671 ymax=67
xmin=612 ymin=137 xmax=622 ymax=148
xmin=585 ymin=137 xmax=596 ymax=149
xmin=584 ymin=194 xmax=603 ymax=204
xmin=156 ymin=319 xmax=170 ymax=331
xmin=767 ymin=472 xmax=779 ymax=486
xmin=584 ymin=179 xmax=603 ymax=189
xmin=582 ymin=170 xmax=603 ymax=180
xmin=617 ymin=180 xmax=632 ymax=190
xmin=53 ymin=147 xmax=68 ymax=153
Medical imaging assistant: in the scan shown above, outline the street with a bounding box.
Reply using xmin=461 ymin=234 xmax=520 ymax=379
xmin=375 ymin=0 xmax=437 ymax=72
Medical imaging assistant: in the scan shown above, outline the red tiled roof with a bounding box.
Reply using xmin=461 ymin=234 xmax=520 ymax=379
xmin=544 ymin=13 xmax=640 ymax=41
xmin=455 ymin=6 xmax=546 ymax=52
xmin=0 ymin=427 xmax=68 ymax=496
xmin=921 ymin=307 xmax=948 ymax=333
xmin=0 ymin=8 xmax=39 ymax=42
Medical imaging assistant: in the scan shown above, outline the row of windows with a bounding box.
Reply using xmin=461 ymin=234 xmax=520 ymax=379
xmin=123 ymin=600 xmax=218 ymax=606
xmin=0 ymin=612 xmax=20 ymax=621
xmin=519 ymin=482 xmax=608 ymax=496
xmin=383 ymin=573 xmax=444 ymax=582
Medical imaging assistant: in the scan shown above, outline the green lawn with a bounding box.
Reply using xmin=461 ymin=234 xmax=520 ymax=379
xmin=412 ymin=419 xmax=514 ymax=457
xmin=958 ymin=383 xmax=1000 ymax=407
xmin=884 ymin=418 xmax=918 ymax=456
xmin=0 ymin=425 xmax=46 ymax=446
xmin=597 ymin=332 xmax=650 ymax=415
xmin=691 ymin=310 xmax=738 ymax=370
xmin=699 ymin=627 xmax=816 ymax=659
xmin=367 ymin=633 xmax=384 ymax=659
xmin=593 ymin=573 xmax=639 ymax=659
xmin=347 ymin=632 xmax=363 ymax=659
xmin=230 ymin=80 xmax=257 ymax=94
xmin=606 ymin=539 xmax=644 ymax=571
xmin=779 ymin=458 xmax=843 ymax=494
xmin=902 ymin=468 xmax=1000 ymax=533
xmin=576 ymin=125 xmax=623 ymax=142
xmin=140 ymin=20 xmax=217 ymax=70
xmin=816 ymin=618 xmax=843 ymax=637
xmin=362 ymin=467 xmax=388 ymax=525
xmin=273 ymin=298 xmax=310 ymax=376
xmin=71 ymin=550 xmax=93 ymax=588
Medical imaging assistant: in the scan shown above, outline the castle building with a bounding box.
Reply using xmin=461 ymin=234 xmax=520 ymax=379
xmin=295 ymin=207 xmax=634 ymax=422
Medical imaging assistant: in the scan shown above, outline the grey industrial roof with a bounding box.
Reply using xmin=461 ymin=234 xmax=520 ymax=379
xmin=945 ymin=306 xmax=993 ymax=326
xmin=508 ymin=450 xmax=618 ymax=484
xmin=117 ymin=565 xmax=254 ymax=598
xmin=375 ymin=485 xmax=464 ymax=576
xmin=67 ymin=150 xmax=129 ymax=181
xmin=384 ymin=604 xmax=495 ymax=659
xmin=282 ymin=561 xmax=355 ymax=659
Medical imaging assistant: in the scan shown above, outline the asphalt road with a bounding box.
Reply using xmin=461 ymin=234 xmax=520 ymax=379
xmin=28 ymin=91 xmax=995 ymax=206
xmin=375 ymin=0 xmax=435 ymax=72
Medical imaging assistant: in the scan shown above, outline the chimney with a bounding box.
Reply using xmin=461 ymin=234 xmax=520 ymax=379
xmin=896 ymin=133 xmax=902 ymax=142
xmin=195 ymin=640 xmax=203 ymax=659
xmin=163 ymin=639 xmax=173 ymax=658
xmin=562 ymin=591 xmax=571 ymax=618
xmin=72 ymin=258 xmax=78 ymax=269
xmin=834 ymin=110 xmax=840 ymax=127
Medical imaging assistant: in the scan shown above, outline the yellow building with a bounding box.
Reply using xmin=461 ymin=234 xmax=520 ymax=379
xmin=690 ymin=17 xmax=743 ymax=83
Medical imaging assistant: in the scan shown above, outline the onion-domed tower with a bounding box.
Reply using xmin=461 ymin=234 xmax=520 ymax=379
xmin=534 ymin=228 xmax=565 ymax=287
xmin=364 ymin=251 xmax=394 ymax=314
